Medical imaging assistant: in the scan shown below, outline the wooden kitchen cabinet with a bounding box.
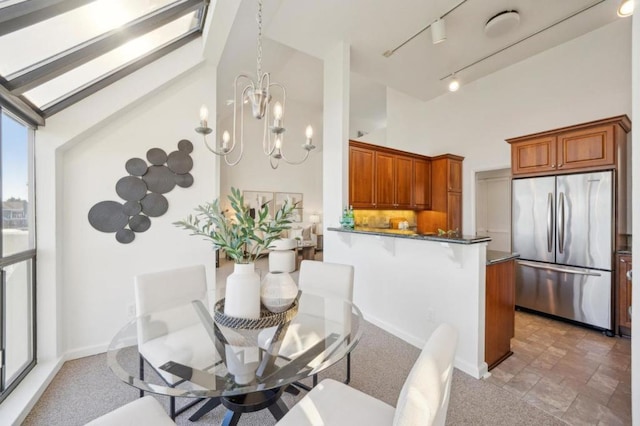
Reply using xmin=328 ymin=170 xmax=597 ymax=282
xmin=448 ymin=159 xmax=462 ymax=192
xmin=374 ymin=151 xmax=395 ymax=208
xmin=413 ymin=158 xmax=431 ymax=210
xmin=374 ymin=152 xmax=413 ymax=209
xmin=617 ymin=253 xmax=632 ymax=337
xmin=509 ymin=135 xmax=556 ymax=175
xmin=349 ymin=141 xmax=431 ymax=210
xmin=507 ymin=115 xmax=630 ymax=177
xmin=557 ymin=124 xmax=615 ymax=171
xmin=349 ymin=144 xmax=376 ymax=208
xmin=426 ymin=154 xmax=463 ymax=233
xmin=394 ymin=155 xmax=414 ymax=208
xmin=447 ymin=192 xmax=462 ymax=232
xmin=485 ymin=258 xmax=515 ymax=370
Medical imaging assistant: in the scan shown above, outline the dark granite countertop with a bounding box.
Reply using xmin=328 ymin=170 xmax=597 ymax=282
xmin=486 ymin=250 xmax=520 ymax=265
xmin=327 ymin=226 xmax=491 ymax=245
xmin=617 ymin=247 xmax=632 ymax=255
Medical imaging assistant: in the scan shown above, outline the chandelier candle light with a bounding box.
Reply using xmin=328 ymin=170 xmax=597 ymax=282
xmin=195 ymin=0 xmax=315 ymax=169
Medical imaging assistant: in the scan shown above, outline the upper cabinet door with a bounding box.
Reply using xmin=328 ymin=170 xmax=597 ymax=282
xmin=375 ymin=152 xmax=395 ymax=208
xmin=413 ymin=158 xmax=431 ymax=209
xmin=510 ymin=136 xmax=557 ymax=176
xmin=349 ymin=145 xmax=376 ymax=208
xmin=394 ymin=156 xmax=413 ymax=208
xmin=448 ymin=159 xmax=463 ymax=192
xmin=556 ymin=124 xmax=615 ymax=171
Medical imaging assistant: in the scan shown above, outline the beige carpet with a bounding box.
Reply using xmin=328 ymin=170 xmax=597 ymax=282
xmin=23 ymin=256 xmax=566 ymax=425
xmin=23 ymin=324 xmax=565 ymax=425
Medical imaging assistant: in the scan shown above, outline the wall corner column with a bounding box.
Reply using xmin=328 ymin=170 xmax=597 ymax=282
xmin=322 ymin=42 xmax=350 ymax=262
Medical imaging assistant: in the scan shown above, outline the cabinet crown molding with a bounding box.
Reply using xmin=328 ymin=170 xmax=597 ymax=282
xmin=506 ymin=115 xmax=631 ymax=144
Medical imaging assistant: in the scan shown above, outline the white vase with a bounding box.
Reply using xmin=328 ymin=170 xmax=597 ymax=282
xmin=261 ymin=271 xmax=298 ymax=313
xmin=225 ymin=263 xmax=261 ymax=319
xmin=225 ymin=345 xmax=259 ymax=385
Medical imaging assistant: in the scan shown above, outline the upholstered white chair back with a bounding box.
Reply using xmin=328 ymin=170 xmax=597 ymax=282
xmin=134 ymin=264 xmax=208 ymax=344
xmin=86 ymin=396 xmax=175 ymax=426
xmin=392 ymin=323 xmax=458 ymax=426
xmin=298 ymin=260 xmax=354 ymax=301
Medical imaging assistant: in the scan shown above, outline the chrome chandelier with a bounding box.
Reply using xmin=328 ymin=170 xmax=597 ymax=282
xmin=196 ymin=0 xmax=315 ymax=169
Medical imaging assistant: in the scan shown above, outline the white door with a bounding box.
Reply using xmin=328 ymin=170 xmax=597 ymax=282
xmin=476 ymin=168 xmax=511 ymax=252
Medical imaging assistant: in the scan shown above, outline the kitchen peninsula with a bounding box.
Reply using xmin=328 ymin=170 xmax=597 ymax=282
xmin=328 ymin=226 xmax=493 ymax=378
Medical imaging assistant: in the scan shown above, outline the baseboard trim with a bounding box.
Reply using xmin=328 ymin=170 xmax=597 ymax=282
xmin=64 ymin=343 xmax=108 ymax=361
xmin=362 ymin=310 xmax=488 ymax=379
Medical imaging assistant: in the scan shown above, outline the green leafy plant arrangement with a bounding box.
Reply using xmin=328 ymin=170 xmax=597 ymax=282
xmin=174 ymin=187 xmax=297 ymax=263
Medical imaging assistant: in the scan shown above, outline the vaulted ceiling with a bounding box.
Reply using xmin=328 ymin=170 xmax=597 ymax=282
xmin=216 ymin=0 xmax=625 ymax=129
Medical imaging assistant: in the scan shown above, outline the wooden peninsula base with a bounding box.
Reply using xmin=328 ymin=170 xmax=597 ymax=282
xmin=485 ymin=251 xmax=518 ymax=370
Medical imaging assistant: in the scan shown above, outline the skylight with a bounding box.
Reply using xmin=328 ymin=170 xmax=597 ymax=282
xmin=0 ymin=0 xmax=208 ymax=125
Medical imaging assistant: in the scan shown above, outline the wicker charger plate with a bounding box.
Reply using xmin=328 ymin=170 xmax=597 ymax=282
xmin=214 ymin=296 xmax=299 ymax=330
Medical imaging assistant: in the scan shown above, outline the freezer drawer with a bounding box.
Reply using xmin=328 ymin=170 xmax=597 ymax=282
xmin=515 ymin=260 xmax=612 ymax=330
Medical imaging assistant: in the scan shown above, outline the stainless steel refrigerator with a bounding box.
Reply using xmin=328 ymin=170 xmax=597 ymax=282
xmin=512 ymin=171 xmax=613 ymax=331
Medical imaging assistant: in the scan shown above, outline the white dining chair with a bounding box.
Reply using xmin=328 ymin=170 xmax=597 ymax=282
xmin=85 ymin=396 xmax=176 ymax=426
xmin=275 ymin=323 xmax=458 ymax=426
xmin=134 ymin=264 xmax=215 ymax=419
xmin=260 ymin=260 xmax=355 ymax=386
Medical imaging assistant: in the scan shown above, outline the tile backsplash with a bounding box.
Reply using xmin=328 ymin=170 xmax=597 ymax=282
xmin=353 ymin=210 xmax=417 ymax=229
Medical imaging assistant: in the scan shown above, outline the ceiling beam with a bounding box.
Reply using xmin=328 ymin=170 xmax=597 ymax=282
xmin=41 ymin=31 xmax=200 ymax=118
xmin=0 ymin=83 xmax=45 ymax=126
xmin=6 ymin=0 xmax=204 ymax=94
xmin=0 ymin=0 xmax=94 ymax=37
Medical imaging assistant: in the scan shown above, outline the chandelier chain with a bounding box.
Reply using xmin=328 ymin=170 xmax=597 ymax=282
xmin=256 ymin=0 xmax=263 ymax=79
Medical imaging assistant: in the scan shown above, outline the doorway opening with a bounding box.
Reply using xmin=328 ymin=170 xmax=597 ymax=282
xmin=475 ymin=168 xmax=511 ymax=252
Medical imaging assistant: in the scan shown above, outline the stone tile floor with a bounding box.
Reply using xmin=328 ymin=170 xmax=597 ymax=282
xmin=488 ymin=311 xmax=631 ymax=425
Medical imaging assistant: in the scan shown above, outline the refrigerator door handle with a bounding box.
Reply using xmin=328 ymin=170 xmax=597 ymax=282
xmin=547 ymin=192 xmax=553 ymax=253
xmin=558 ymin=192 xmax=565 ymax=254
xmin=518 ymin=260 xmax=602 ymax=277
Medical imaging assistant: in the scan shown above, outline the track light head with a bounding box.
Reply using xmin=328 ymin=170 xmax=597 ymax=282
xmin=617 ymin=0 xmax=634 ymax=17
xmin=448 ymin=76 xmax=460 ymax=92
xmin=431 ymin=19 xmax=446 ymax=44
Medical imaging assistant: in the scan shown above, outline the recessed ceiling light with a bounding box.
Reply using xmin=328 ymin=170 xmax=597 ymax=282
xmin=484 ymin=10 xmax=520 ymax=37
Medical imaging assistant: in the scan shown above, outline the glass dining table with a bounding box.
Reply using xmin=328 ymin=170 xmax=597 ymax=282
xmin=107 ymin=292 xmax=363 ymax=425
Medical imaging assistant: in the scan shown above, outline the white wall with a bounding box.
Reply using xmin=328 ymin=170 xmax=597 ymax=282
xmin=219 ymin=99 xmax=323 ymax=222
xmin=331 ymin=232 xmax=488 ymax=378
xmin=36 ymin=51 xmax=221 ymax=359
xmin=385 ymin=19 xmax=632 ymax=234
xmin=59 ymin=65 xmax=219 ymax=356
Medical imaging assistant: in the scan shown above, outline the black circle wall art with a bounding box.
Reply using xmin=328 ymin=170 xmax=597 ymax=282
xmin=88 ymin=201 xmax=129 ymax=232
xmin=88 ymin=140 xmax=195 ymax=244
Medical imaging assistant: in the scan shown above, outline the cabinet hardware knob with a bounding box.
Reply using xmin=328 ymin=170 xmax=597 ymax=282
xmin=621 ymin=259 xmax=626 ymax=263
xmin=558 ymin=164 xmax=563 ymax=168
xmin=551 ymin=165 xmax=556 ymax=168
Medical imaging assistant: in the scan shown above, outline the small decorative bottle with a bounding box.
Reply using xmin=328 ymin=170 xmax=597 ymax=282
xmin=348 ymin=205 xmax=355 ymax=228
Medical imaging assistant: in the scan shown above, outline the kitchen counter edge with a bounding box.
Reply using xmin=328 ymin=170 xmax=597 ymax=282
xmin=486 ymin=250 xmax=520 ymax=265
xmin=327 ymin=227 xmax=491 ymax=245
